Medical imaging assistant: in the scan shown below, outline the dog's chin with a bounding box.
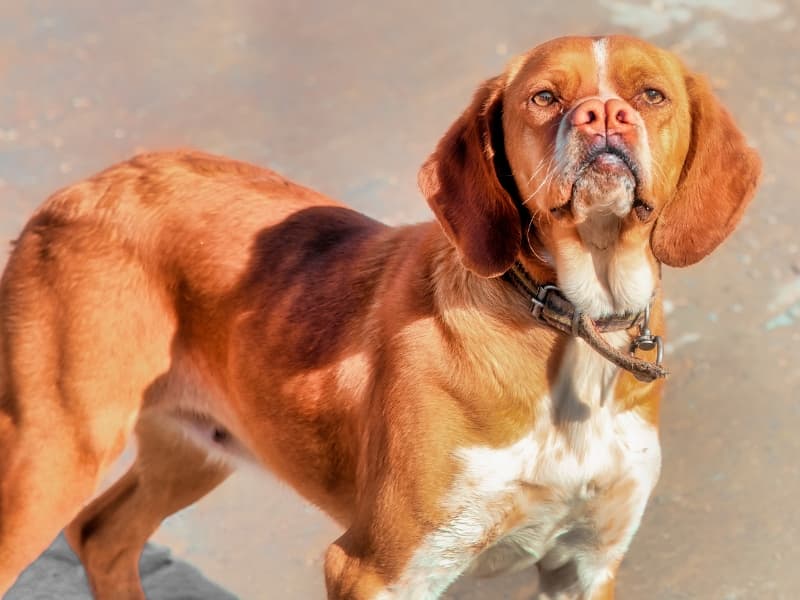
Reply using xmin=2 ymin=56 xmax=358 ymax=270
xmin=571 ymin=160 xmax=636 ymax=220
xmin=564 ymin=163 xmax=635 ymax=251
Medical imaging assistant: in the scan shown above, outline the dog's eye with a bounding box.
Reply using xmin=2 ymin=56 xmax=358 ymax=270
xmin=633 ymin=199 xmax=654 ymax=221
xmin=642 ymin=88 xmax=666 ymax=105
xmin=531 ymin=91 xmax=557 ymax=107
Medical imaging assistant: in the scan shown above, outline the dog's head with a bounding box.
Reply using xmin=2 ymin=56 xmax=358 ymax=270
xmin=420 ymin=35 xmax=761 ymax=318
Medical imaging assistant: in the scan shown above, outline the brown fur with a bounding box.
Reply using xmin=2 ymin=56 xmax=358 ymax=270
xmin=0 ymin=35 xmax=759 ymax=599
xmin=651 ymin=73 xmax=761 ymax=266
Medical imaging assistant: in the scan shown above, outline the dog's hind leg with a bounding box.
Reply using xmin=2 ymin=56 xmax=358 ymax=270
xmin=0 ymin=229 xmax=174 ymax=596
xmin=65 ymin=413 xmax=232 ymax=600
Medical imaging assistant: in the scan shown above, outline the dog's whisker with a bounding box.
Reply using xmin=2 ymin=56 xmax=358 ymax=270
xmin=525 ymin=219 xmax=552 ymax=265
xmin=526 ymin=159 xmax=549 ymax=185
xmin=524 ymin=162 xmax=559 ymax=205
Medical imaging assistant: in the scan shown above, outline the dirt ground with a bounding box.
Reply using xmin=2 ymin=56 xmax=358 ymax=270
xmin=1 ymin=1 xmax=799 ymax=598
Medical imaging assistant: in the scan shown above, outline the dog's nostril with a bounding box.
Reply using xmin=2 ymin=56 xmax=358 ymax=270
xmin=614 ymin=109 xmax=630 ymax=125
xmin=586 ymin=110 xmax=597 ymax=123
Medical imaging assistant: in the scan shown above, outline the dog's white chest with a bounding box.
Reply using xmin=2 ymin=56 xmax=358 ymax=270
xmin=455 ymin=407 xmax=661 ymax=580
xmin=391 ymin=338 xmax=661 ymax=598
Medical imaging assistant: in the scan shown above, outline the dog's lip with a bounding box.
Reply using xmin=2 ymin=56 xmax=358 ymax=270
xmin=590 ymin=153 xmax=629 ymax=172
xmin=580 ymin=147 xmax=639 ymax=182
xmin=565 ymin=147 xmax=642 ymax=203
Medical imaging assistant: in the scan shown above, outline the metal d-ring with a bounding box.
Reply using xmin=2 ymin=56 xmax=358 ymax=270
xmin=631 ymin=302 xmax=664 ymax=365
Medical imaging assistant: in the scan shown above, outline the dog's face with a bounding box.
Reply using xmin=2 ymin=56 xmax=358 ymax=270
xmin=420 ymin=35 xmax=761 ymax=318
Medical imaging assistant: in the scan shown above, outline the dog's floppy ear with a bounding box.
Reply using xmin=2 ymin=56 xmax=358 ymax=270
xmin=651 ymin=73 xmax=761 ymax=267
xmin=418 ymin=76 xmax=521 ymax=278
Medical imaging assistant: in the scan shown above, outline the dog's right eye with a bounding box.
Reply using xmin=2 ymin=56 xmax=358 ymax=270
xmin=531 ymin=91 xmax=557 ymax=107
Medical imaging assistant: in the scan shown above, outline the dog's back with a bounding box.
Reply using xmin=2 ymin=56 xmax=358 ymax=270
xmin=0 ymin=150 xmax=397 ymax=591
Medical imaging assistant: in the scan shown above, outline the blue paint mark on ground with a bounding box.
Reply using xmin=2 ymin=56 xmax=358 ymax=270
xmin=764 ymin=301 xmax=800 ymax=331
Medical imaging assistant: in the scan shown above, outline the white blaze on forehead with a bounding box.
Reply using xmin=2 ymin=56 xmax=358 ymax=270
xmin=592 ymin=37 xmax=615 ymax=99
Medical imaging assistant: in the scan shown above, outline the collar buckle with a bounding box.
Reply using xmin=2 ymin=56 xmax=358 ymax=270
xmin=529 ymin=284 xmax=560 ymax=321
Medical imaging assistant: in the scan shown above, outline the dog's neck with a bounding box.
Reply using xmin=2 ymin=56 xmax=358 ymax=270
xmin=422 ymin=224 xmax=666 ymax=388
xmin=503 ymin=260 xmax=666 ymax=382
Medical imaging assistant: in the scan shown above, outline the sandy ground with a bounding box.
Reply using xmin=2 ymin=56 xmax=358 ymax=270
xmin=1 ymin=1 xmax=799 ymax=598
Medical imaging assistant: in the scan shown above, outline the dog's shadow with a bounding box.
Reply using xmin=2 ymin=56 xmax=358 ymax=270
xmin=5 ymin=533 xmax=238 ymax=600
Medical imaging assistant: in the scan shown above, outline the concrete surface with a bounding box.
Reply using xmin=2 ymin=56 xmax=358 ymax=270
xmin=7 ymin=534 xmax=237 ymax=600
xmin=1 ymin=1 xmax=799 ymax=598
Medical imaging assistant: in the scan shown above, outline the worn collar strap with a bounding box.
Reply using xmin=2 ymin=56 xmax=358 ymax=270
xmin=503 ymin=262 xmax=669 ymax=382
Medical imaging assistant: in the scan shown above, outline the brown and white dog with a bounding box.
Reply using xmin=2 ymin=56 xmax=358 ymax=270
xmin=0 ymin=35 xmax=760 ymax=599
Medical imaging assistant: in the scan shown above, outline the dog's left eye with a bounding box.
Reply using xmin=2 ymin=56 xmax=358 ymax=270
xmin=531 ymin=91 xmax=557 ymax=107
xmin=642 ymin=88 xmax=666 ymax=105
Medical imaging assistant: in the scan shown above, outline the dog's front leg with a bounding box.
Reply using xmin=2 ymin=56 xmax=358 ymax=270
xmin=324 ymin=532 xmax=391 ymax=600
xmin=537 ymin=557 xmax=620 ymax=600
xmin=323 ymin=505 xmax=473 ymax=600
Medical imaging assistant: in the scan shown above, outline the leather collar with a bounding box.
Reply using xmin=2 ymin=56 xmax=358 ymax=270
xmin=503 ymin=262 xmax=668 ymax=382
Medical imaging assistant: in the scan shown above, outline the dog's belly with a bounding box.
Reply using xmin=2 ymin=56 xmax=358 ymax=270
xmin=139 ymin=350 xmax=361 ymax=524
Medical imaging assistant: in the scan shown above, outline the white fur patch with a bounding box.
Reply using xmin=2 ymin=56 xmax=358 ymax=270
xmin=593 ymin=38 xmax=613 ymax=99
xmin=390 ymin=337 xmax=661 ymax=597
xmin=555 ymin=237 xmax=655 ymax=318
xmin=608 ymin=247 xmax=656 ymax=314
